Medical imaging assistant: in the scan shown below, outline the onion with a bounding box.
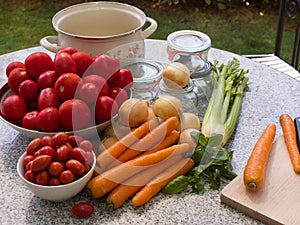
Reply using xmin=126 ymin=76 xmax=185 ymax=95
xmin=118 ymin=98 xmax=149 ymax=128
xmin=179 ymin=128 xmax=200 ymax=149
xmin=179 ymin=112 xmax=201 ymax=131
xmin=153 ymin=95 xmax=182 ymax=120
xmin=162 ymin=62 xmax=190 ymax=89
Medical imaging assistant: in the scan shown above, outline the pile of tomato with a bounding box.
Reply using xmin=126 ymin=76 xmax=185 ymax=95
xmin=1 ymin=47 xmax=133 ymax=132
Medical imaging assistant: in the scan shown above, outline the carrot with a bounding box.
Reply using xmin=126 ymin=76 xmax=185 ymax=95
xmin=106 ymin=117 xmax=180 ymax=169
xmin=243 ymin=123 xmax=276 ymax=191
xmin=96 ymin=118 xmax=159 ymax=169
xmin=280 ymin=114 xmax=300 ymax=173
xmin=131 ymin=157 xmax=195 ymax=207
xmin=87 ymin=143 xmax=192 ymax=198
xmin=106 ymin=155 xmax=182 ymax=211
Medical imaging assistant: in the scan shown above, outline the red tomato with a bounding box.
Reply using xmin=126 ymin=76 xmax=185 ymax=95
xmin=79 ymin=140 xmax=94 ymax=152
xmin=30 ymin=155 xmax=52 ymax=173
xmin=6 ymin=61 xmax=25 ymax=78
xmin=51 ymin=132 xmax=68 ymax=147
xmin=25 ymin=52 xmax=54 ymax=80
xmin=37 ymin=87 xmax=60 ymax=111
xmin=67 ymin=135 xmax=84 ymax=147
xmin=56 ymin=144 xmax=71 ymax=161
xmin=109 ymin=68 xmax=133 ymax=90
xmin=23 ymin=155 xmax=35 ymax=167
xmin=95 ymin=96 xmax=118 ymax=123
xmin=1 ymin=94 xmax=27 ymax=121
xmin=48 ymin=161 xmax=64 ymax=177
xmin=56 ymin=47 xmax=78 ymax=55
xmin=72 ymin=52 xmax=93 ymax=77
xmin=19 ymin=79 xmax=40 ymax=102
xmin=58 ymin=99 xmax=91 ymax=131
xmin=24 ymin=170 xmax=37 ymax=182
xmin=108 ymin=87 xmax=128 ymax=106
xmin=70 ymin=147 xmax=87 ymax=164
xmin=72 ymin=202 xmax=94 ymax=218
xmin=59 ymin=170 xmax=74 ymax=184
xmin=91 ymin=54 xmax=120 ymax=80
xmin=77 ymin=82 xmax=99 ymax=105
xmin=37 ymin=70 xmax=57 ymax=88
xmin=22 ymin=111 xmax=39 ymax=130
xmin=49 ymin=177 xmax=62 ymax=186
xmin=65 ymin=159 xmax=85 ymax=176
xmin=54 ymin=52 xmax=77 ymax=76
xmin=8 ymin=67 xmax=30 ymax=93
xmin=26 ymin=138 xmax=43 ymax=155
xmin=42 ymin=135 xmax=53 ymax=147
xmin=81 ymin=74 xmax=109 ymax=96
xmin=55 ymin=73 xmax=81 ymax=100
xmin=36 ymin=171 xmax=50 ymax=185
xmin=39 ymin=146 xmax=56 ymax=160
xmin=36 ymin=107 xmax=60 ymax=132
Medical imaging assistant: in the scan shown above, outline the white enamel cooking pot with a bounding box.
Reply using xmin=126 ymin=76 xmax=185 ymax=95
xmin=40 ymin=2 xmax=157 ymax=57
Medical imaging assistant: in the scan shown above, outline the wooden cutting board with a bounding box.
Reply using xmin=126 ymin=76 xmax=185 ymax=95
xmin=221 ymin=136 xmax=300 ymax=225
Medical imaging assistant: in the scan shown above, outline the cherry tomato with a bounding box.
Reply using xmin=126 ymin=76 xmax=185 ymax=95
xmin=56 ymin=144 xmax=71 ymax=161
xmin=37 ymin=70 xmax=57 ymax=88
xmin=95 ymin=96 xmax=118 ymax=123
xmin=109 ymin=68 xmax=133 ymax=90
xmin=51 ymin=132 xmax=68 ymax=147
xmin=71 ymin=202 xmax=94 ymax=218
xmin=56 ymin=47 xmax=78 ymax=55
xmin=19 ymin=79 xmax=40 ymax=102
xmin=65 ymin=159 xmax=85 ymax=176
xmin=79 ymin=140 xmax=94 ymax=152
xmin=42 ymin=135 xmax=53 ymax=146
xmin=77 ymin=82 xmax=99 ymax=105
xmin=24 ymin=170 xmax=37 ymax=182
xmin=58 ymin=99 xmax=91 ymax=131
xmin=1 ymin=94 xmax=27 ymax=122
xmin=48 ymin=161 xmax=64 ymax=177
xmin=71 ymin=52 xmax=93 ymax=77
xmin=25 ymin=52 xmax=54 ymax=80
xmin=70 ymin=147 xmax=87 ymax=164
xmin=108 ymin=87 xmax=128 ymax=106
xmin=49 ymin=177 xmax=62 ymax=186
xmin=92 ymin=54 xmax=120 ymax=81
xmin=37 ymin=87 xmax=60 ymax=111
xmin=35 ymin=171 xmax=50 ymax=185
xmin=26 ymin=138 xmax=43 ymax=155
xmin=59 ymin=170 xmax=74 ymax=184
xmin=25 ymin=160 xmax=33 ymax=171
xmin=36 ymin=107 xmax=60 ymax=132
xmin=55 ymin=73 xmax=81 ymax=100
xmin=54 ymin=52 xmax=77 ymax=76
xmin=30 ymin=155 xmax=52 ymax=173
xmin=22 ymin=111 xmax=39 ymax=130
xmin=23 ymin=155 xmax=35 ymax=167
xmin=67 ymin=135 xmax=84 ymax=147
xmin=38 ymin=146 xmax=56 ymax=160
xmin=81 ymin=74 xmax=109 ymax=96
xmin=8 ymin=67 xmax=30 ymax=93
xmin=6 ymin=61 xmax=25 ymax=77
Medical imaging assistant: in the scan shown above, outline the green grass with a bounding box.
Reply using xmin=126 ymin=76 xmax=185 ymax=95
xmin=0 ymin=0 xmax=295 ymax=64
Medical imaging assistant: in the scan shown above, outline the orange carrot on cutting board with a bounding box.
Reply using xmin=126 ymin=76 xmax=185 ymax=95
xmin=243 ymin=123 xmax=276 ymax=191
xmin=279 ymin=114 xmax=300 ymax=173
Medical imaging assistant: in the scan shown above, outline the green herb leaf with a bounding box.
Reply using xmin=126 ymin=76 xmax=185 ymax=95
xmin=162 ymin=175 xmax=189 ymax=194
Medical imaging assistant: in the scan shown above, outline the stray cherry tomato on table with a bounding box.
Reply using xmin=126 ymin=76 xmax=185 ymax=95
xmin=72 ymin=202 xmax=94 ymax=218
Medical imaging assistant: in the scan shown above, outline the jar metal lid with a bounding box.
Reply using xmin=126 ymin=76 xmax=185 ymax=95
xmin=167 ymin=30 xmax=211 ymax=53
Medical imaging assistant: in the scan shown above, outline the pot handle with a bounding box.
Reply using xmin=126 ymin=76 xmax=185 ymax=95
xmin=40 ymin=36 xmax=62 ymax=53
xmin=142 ymin=17 xmax=158 ymax=38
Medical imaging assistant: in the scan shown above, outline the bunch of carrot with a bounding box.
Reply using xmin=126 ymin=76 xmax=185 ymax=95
xmin=87 ymin=116 xmax=195 ymax=210
xmin=243 ymin=113 xmax=300 ymax=191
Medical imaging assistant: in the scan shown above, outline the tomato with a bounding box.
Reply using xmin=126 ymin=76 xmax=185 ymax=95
xmin=49 ymin=177 xmax=62 ymax=186
xmin=30 ymin=155 xmax=52 ymax=173
xmin=1 ymin=94 xmax=27 ymax=122
xmin=38 ymin=146 xmax=56 ymax=160
xmin=65 ymin=159 xmax=85 ymax=176
xmin=26 ymin=138 xmax=43 ymax=155
xmin=56 ymin=144 xmax=71 ymax=161
xmin=8 ymin=67 xmax=30 ymax=93
xmin=22 ymin=111 xmax=39 ymax=130
xmin=95 ymin=96 xmax=118 ymax=123
xmin=109 ymin=68 xmax=133 ymax=90
xmin=56 ymin=47 xmax=78 ymax=55
xmin=6 ymin=61 xmax=25 ymax=78
xmin=42 ymin=135 xmax=53 ymax=147
xmin=37 ymin=70 xmax=57 ymax=88
xmin=58 ymin=99 xmax=91 ymax=131
xmin=77 ymin=82 xmax=99 ymax=105
xmin=55 ymin=73 xmax=81 ymax=100
xmin=36 ymin=171 xmax=50 ymax=185
xmin=23 ymin=155 xmax=35 ymax=167
xmin=85 ymin=151 xmax=94 ymax=164
xmin=92 ymin=54 xmax=120 ymax=80
xmin=24 ymin=170 xmax=37 ymax=182
xmin=37 ymin=87 xmax=60 ymax=111
xmin=48 ymin=161 xmax=64 ymax=177
xmin=67 ymin=135 xmax=84 ymax=147
xmin=81 ymin=74 xmax=109 ymax=96
xmin=79 ymin=140 xmax=94 ymax=152
xmin=71 ymin=51 xmax=93 ymax=77
xmin=25 ymin=52 xmax=54 ymax=80
xmin=59 ymin=170 xmax=74 ymax=184
xmin=36 ymin=107 xmax=60 ymax=132
xmin=70 ymin=147 xmax=87 ymax=164
xmin=19 ymin=79 xmax=40 ymax=102
xmin=51 ymin=132 xmax=68 ymax=147
xmin=71 ymin=202 xmax=94 ymax=218
xmin=54 ymin=52 xmax=77 ymax=76
xmin=108 ymin=87 xmax=128 ymax=106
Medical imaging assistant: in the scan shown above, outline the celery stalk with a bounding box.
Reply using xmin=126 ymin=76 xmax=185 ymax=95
xmin=201 ymin=58 xmax=249 ymax=146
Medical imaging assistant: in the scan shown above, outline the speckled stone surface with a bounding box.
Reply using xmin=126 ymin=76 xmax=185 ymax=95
xmin=0 ymin=39 xmax=299 ymax=225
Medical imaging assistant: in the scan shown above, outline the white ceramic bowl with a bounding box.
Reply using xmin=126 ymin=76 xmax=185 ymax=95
xmin=17 ymin=151 xmax=96 ymax=202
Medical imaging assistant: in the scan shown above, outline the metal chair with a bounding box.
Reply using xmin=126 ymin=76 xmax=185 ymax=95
xmin=244 ymin=0 xmax=300 ymax=80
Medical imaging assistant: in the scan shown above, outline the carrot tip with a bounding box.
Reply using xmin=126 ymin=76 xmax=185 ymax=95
xmin=247 ymin=182 xmax=257 ymax=190
xmin=106 ymin=199 xmax=115 ymax=212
